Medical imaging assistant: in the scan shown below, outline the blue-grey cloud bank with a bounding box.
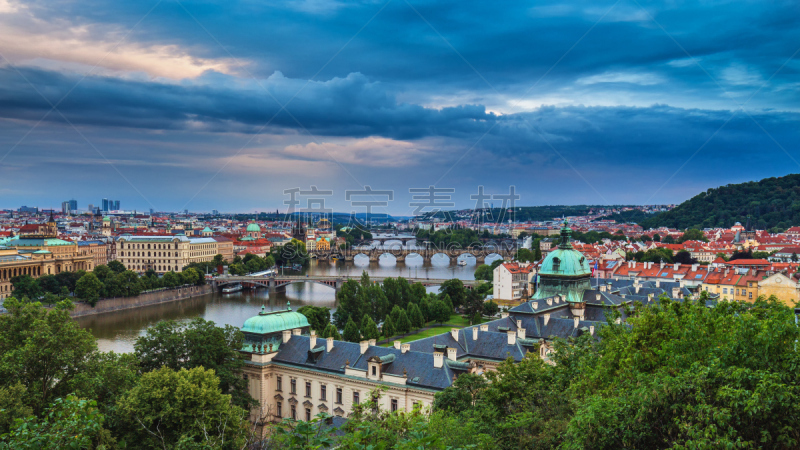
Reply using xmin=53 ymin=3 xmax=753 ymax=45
xmin=0 ymin=0 xmax=798 ymax=214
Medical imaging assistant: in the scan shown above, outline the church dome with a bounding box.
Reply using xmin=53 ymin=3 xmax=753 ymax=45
xmin=242 ymin=304 xmax=309 ymax=335
xmin=538 ymin=221 xmax=591 ymax=277
xmin=246 ymin=221 xmax=261 ymax=233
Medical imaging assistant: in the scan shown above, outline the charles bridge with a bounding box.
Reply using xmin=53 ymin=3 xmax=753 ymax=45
xmin=213 ymin=274 xmax=482 ymax=293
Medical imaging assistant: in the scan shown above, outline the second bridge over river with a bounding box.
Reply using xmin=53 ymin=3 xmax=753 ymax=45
xmin=213 ymin=274 xmax=481 ymax=293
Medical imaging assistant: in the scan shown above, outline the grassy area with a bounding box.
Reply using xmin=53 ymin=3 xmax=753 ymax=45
xmin=378 ymin=314 xmax=486 ymax=346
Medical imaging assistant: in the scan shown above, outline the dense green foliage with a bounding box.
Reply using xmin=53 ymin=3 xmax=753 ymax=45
xmin=641 ymin=173 xmax=800 ymax=230
xmin=297 ymin=305 xmax=331 ymax=333
xmin=0 ymin=299 xmax=258 ymax=448
xmin=597 ymin=209 xmax=659 ymax=224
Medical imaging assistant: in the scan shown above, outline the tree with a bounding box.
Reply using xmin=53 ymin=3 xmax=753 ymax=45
xmin=483 ymin=300 xmax=500 ymax=317
xmin=0 ymin=395 xmax=113 ymax=450
xmin=9 ymin=275 xmax=41 ymax=301
xmin=382 ymin=316 xmax=395 ymax=341
xmin=515 ymin=248 xmax=535 ymax=262
xmin=663 ymin=235 xmax=676 ymax=244
xmin=106 ymin=260 xmax=126 ymax=274
xmin=470 ymin=311 xmax=482 ymax=325
xmin=90 ymin=265 xmax=114 ymax=283
xmin=653 ymin=233 xmax=661 ymax=242
xmin=360 ymin=315 xmax=380 ymax=341
xmin=407 ymin=303 xmax=425 ymax=329
xmin=389 ymin=304 xmax=403 ymax=325
xmin=181 ymin=267 xmax=200 ymax=285
xmin=162 ymin=271 xmax=180 ymax=288
xmin=75 ymin=273 xmax=103 ymax=306
xmin=297 ymin=306 xmax=331 ymax=333
xmin=134 ymin=318 xmax=254 ymax=410
xmin=36 ymin=274 xmax=61 ymax=295
xmin=0 ymin=383 xmax=31 ymax=435
xmin=673 ymin=250 xmax=698 ymax=264
xmin=463 ymin=289 xmax=484 ymax=318
xmin=678 ymin=228 xmax=708 ymax=243
xmin=432 ymin=301 xmax=451 ymax=325
xmin=0 ymin=299 xmax=97 ymax=415
xmin=115 ymin=270 xmax=144 ymax=296
xmin=439 ymin=279 xmax=466 ymax=308
xmin=343 ymin=317 xmax=361 ymax=343
xmin=334 ymin=279 xmax=364 ymax=329
xmin=212 ymin=254 xmax=225 ymax=266
xmin=474 ymin=264 xmax=493 ymax=282
xmin=432 ymin=373 xmax=488 ymax=413
xmin=320 ymin=323 xmax=341 ymax=340
xmin=395 ymin=310 xmax=411 ymax=337
xmin=118 ymin=367 xmax=247 ymax=449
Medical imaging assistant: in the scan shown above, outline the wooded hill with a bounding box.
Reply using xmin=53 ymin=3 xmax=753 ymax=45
xmin=639 ymin=174 xmax=800 ymax=231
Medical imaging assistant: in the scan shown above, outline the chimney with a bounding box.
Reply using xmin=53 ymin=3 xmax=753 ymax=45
xmin=672 ymin=287 xmax=680 ymax=299
xmin=573 ymin=317 xmax=580 ymax=328
xmin=292 ymin=328 xmax=301 ymax=335
xmin=401 ymin=343 xmax=410 ymax=354
xmin=368 ymin=339 xmax=376 ymax=347
xmin=480 ymin=324 xmax=488 ymax=332
xmin=310 ymin=331 xmax=317 ymax=349
xmin=589 ymin=325 xmax=595 ymax=335
xmin=660 ymin=261 xmax=665 ymax=269
xmin=433 ymin=352 xmax=443 ymax=368
xmin=516 ymin=319 xmax=522 ymax=328
xmin=282 ymin=330 xmax=292 ymax=343
xmin=635 ymin=284 xmax=640 ymax=294
xmin=326 ymin=337 xmax=334 ymax=352
xmin=679 ymin=279 xmax=685 ymax=288
xmin=447 ymin=347 xmax=457 ymax=361
xmin=393 ymin=340 xmax=401 ymax=349
xmin=450 ymin=328 xmax=459 ymax=341
xmin=546 ymin=298 xmax=553 ymax=306
xmin=673 ymin=263 xmax=679 ymax=271
xmin=517 ymin=327 xmax=526 ymax=339
xmin=507 ymin=330 xmax=516 ymax=345
xmin=472 ymin=327 xmax=478 ymax=340
xmin=655 ymin=279 xmax=660 ymax=288
xmin=543 ymin=314 xmax=550 ymax=325
xmin=501 ymin=311 xmax=509 ymax=319
xmin=359 ymin=340 xmax=368 ymax=354
xmin=596 ymin=293 xmax=601 ymax=301
xmin=692 ymin=263 xmax=699 ymax=271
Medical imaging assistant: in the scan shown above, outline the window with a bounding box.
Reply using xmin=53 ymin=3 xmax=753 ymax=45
xmin=336 ymin=388 xmax=343 ymax=404
xmin=305 ymin=408 xmax=311 ymax=421
xmin=320 ymin=385 xmax=327 ymax=401
xmin=723 ymin=288 xmax=728 ymax=294
xmin=552 ymin=257 xmax=560 ymax=272
xmin=749 ymin=292 xmax=753 ymax=299
xmin=391 ymin=399 xmax=398 ymax=412
xmin=291 ymin=405 xmax=296 ymax=420
xmin=276 ymin=376 xmax=282 ymax=391
xmin=305 ymin=382 xmax=311 ymax=397
xmin=353 ymin=392 xmax=360 ymax=405
xmin=372 ymin=366 xmax=377 ymax=376
xmin=277 ymin=402 xmax=282 ymax=417
xmin=291 ymin=379 xmax=296 ymax=394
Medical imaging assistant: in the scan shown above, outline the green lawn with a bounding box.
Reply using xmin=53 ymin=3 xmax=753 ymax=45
xmin=378 ymin=314 xmax=485 ymax=346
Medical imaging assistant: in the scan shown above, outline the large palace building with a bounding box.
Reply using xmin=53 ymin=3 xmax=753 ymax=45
xmin=116 ymin=235 xmax=224 ymax=274
xmin=0 ymin=214 xmax=94 ymax=300
xmin=238 ymin=222 xmax=692 ymax=423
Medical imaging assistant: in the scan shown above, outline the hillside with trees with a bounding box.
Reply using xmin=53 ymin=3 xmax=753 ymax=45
xmin=640 ymin=173 xmax=800 ymax=231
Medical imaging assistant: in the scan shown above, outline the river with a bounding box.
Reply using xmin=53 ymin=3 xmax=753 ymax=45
xmin=77 ymin=251 xmax=503 ymax=353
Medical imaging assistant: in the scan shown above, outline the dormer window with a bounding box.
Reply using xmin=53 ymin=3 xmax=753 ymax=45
xmin=552 ymin=257 xmax=560 ymax=272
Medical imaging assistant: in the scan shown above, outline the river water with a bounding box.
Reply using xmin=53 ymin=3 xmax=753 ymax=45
xmin=78 ymin=250 xmax=503 ymax=353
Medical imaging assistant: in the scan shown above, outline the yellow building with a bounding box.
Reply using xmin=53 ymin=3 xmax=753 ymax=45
xmin=116 ymin=235 xmax=225 ymax=274
xmin=758 ymin=272 xmax=800 ymax=305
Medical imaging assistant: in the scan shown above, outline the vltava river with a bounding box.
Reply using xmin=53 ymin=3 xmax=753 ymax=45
xmin=78 ymin=252 xmax=502 ymax=353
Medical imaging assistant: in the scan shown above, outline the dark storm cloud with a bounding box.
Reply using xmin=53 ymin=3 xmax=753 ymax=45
xmin=0 ymin=67 xmax=495 ymax=139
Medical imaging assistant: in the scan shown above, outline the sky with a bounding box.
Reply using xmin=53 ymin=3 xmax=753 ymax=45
xmin=0 ymin=0 xmax=798 ymax=215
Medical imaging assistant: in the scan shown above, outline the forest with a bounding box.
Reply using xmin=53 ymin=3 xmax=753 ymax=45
xmin=640 ymin=173 xmax=800 ymax=230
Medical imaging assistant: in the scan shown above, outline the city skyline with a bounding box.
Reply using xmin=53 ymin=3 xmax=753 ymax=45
xmin=0 ymin=0 xmax=798 ymax=214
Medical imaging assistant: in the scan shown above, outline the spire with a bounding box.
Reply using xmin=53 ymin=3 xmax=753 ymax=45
xmin=558 ymin=219 xmax=574 ymax=249
xmin=286 ymin=300 xmax=292 ymax=311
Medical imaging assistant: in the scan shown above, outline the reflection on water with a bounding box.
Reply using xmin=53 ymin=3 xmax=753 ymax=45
xmin=78 ymin=255 xmax=502 ymax=353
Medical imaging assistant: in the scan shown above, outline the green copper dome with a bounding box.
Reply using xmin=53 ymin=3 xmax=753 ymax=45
xmin=246 ymin=221 xmax=261 ymax=233
xmin=242 ymin=304 xmax=309 ymax=335
xmin=538 ymin=221 xmax=591 ymax=277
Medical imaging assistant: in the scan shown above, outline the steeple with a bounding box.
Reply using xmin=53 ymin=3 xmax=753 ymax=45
xmin=558 ymin=219 xmax=574 ymax=250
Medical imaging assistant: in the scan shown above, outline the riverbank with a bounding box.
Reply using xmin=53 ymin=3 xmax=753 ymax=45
xmin=68 ymin=285 xmax=214 ymax=317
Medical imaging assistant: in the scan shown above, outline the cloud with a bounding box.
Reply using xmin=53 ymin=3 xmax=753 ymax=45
xmin=283 ymin=137 xmax=431 ymax=167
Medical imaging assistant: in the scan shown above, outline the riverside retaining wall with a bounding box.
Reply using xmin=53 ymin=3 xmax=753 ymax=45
xmin=69 ymin=284 xmax=214 ymax=317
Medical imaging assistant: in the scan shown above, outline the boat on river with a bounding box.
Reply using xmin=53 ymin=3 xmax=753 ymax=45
xmin=222 ymin=283 xmax=243 ymax=293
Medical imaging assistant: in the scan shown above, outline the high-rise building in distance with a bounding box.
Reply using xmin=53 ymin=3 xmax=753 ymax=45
xmin=112 ymin=200 xmax=120 ymax=210
xmin=102 ymin=198 xmax=109 ymax=212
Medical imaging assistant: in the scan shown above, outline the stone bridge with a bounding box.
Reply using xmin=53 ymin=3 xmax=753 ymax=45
xmin=309 ymin=246 xmax=516 ymax=263
xmin=214 ymin=275 xmax=481 ymax=293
